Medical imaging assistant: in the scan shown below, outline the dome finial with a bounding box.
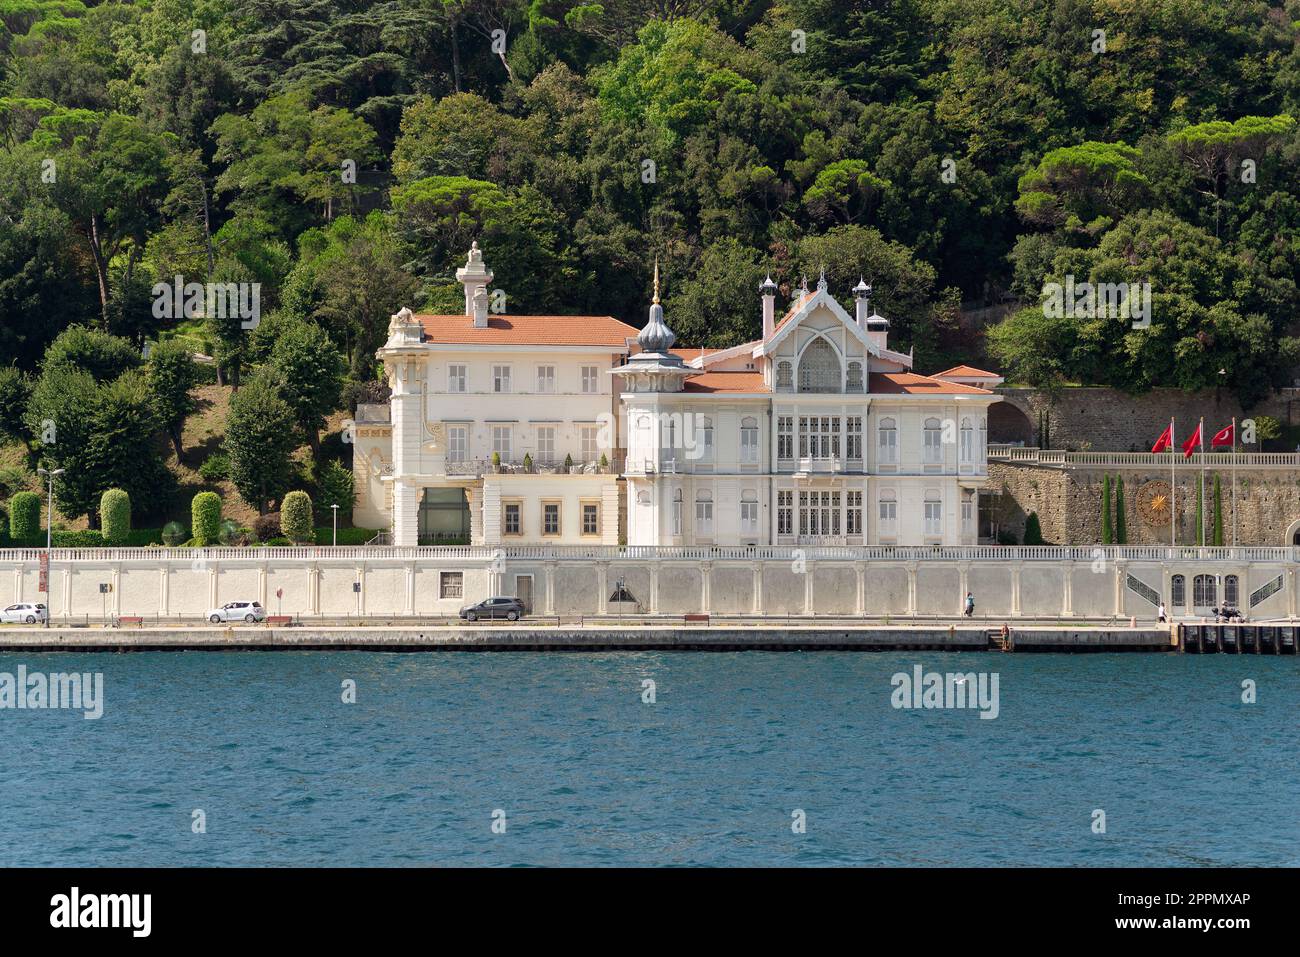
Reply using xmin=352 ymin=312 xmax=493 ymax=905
xmin=653 ymin=256 xmax=660 ymax=305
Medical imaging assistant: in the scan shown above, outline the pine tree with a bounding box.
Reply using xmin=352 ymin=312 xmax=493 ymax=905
xmin=1212 ymin=474 xmax=1224 ymax=546
xmin=1114 ymin=475 xmax=1127 ymax=544
xmin=1101 ymin=474 xmax=1113 ymax=544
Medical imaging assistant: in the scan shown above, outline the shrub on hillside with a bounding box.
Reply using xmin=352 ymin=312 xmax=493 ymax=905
xmin=1022 ymin=512 xmax=1044 ymax=545
xmin=280 ymin=490 xmax=314 ymax=543
xmin=0 ymin=505 xmax=8 ymax=546
xmin=9 ymin=490 xmax=40 ymax=542
xmin=191 ymin=491 xmax=222 ymax=546
xmin=251 ymin=513 xmax=282 ymax=542
xmin=198 ymin=453 xmax=230 ymax=481
xmin=99 ymin=488 xmax=131 ymax=544
xmin=51 ymin=529 xmax=105 ymax=547
xmin=161 ymin=520 xmax=187 ymax=546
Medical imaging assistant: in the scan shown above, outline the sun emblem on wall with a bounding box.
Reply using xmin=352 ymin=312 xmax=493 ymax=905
xmin=1137 ymin=480 xmax=1173 ymax=526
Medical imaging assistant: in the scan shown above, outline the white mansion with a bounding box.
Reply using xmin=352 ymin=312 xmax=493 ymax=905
xmin=354 ymin=243 xmax=1002 ymax=548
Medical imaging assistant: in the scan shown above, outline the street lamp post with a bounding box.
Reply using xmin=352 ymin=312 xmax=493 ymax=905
xmin=331 ymin=504 xmax=339 ymax=547
xmin=36 ymin=467 xmax=65 ymax=628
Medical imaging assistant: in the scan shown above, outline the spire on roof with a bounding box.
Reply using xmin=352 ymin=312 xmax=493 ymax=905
xmin=817 ymin=266 xmax=827 ymax=292
xmin=638 ymin=259 xmax=675 ymax=354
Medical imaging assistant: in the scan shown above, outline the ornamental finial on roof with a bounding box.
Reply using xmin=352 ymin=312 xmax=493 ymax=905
xmin=653 ymin=256 xmax=660 ymax=305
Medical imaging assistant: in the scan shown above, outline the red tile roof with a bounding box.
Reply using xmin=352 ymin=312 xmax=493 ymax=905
xmin=418 ymin=314 xmax=639 ymax=347
xmin=683 ymin=371 xmax=769 ymax=393
xmin=869 ymin=372 xmax=993 ymax=395
xmin=933 ymin=365 xmax=1002 ymax=379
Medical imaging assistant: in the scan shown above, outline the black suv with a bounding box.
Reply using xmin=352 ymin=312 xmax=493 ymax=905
xmin=459 ymin=597 xmax=526 ymax=621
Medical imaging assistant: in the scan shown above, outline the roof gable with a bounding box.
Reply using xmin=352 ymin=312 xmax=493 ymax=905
xmin=755 ymin=287 xmax=878 ymax=359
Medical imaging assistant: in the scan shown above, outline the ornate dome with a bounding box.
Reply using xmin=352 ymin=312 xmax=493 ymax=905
xmin=637 ymin=260 xmax=676 ymax=354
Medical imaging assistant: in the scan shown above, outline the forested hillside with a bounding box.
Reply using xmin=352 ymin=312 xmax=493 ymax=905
xmin=1 ymin=0 xmax=1299 ymax=527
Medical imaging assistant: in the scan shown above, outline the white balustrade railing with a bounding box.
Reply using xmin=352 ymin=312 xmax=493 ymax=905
xmin=988 ymin=445 xmax=1300 ymax=468
xmin=2 ymin=545 xmax=1296 ymax=564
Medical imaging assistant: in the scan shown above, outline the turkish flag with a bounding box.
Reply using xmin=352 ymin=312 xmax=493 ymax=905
xmin=1210 ymin=423 xmax=1234 ymax=447
xmin=1182 ymin=421 xmax=1203 ymax=458
xmin=1151 ymin=423 xmax=1174 ymax=453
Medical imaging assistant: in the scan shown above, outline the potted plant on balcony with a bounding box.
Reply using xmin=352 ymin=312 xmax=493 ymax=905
xmin=523 ymin=452 xmax=533 ymax=473
xmin=565 ymin=453 xmax=577 ymax=474
xmin=599 ymin=452 xmax=610 ymax=473
xmin=491 ymin=451 xmax=501 ymax=473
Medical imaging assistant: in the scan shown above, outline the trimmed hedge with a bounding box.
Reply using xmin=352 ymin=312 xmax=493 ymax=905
xmin=191 ymin=491 xmax=222 ymax=546
xmin=313 ymin=526 xmax=380 ymax=546
xmin=280 ymin=490 xmax=314 ymax=543
xmin=9 ymin=490 xmax=40 ymax=542
xmin=100 ymin=488 xmax=131 ymax=545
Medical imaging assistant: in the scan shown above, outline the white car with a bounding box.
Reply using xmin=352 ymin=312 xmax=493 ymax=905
xmin=1 ymin=603 xmax=48 ymax=624
xmin=207 ymin=601 xmax=266 ymax=624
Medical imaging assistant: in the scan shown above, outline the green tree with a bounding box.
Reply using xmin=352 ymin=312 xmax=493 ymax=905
xmin=8 ymin=490 xmax=41 ymax=543
xmin=99 ymin=488 xmax=130 ymax=545
xmin=146 ymin=338 xmax=197 ymax=460
xmin=316 ymin=458 xmax=355 ymax=518
xmin=1015 ymin=142 xmax=1149 ymax=234
xmin=279 ymin=489 xmax=313 ymax=543
xmin=1114 ymin=476 xmax=1127 ymax=544
xmin=224 ymin=375 xmax=297 ymax=513
xmin=1212 ymin=473 xmax=1224 ymax=546
xmin=1101 ymin=474 xmax=1113 ymax=545
xmin=265 ymin=320 xmax=345 ymax=454
xmin=191 ymin=490 xmax=221 ymax=546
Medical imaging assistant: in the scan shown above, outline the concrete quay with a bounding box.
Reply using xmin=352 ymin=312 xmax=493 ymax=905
xmin=0 ymin=623 xmax=1179 ymax=653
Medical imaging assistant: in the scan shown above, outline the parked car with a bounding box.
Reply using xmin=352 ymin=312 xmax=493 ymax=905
xmin=207 ymin=601 xmax=266 ymax=624
xmin=459 ymin=597 xmax=526 ymax=622
xmin=1 ymin=602 xmax=48 ymax=624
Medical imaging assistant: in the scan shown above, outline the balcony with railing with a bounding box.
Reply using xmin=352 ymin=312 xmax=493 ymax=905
xmin=445 ymin=453 xmax=623 ymax=477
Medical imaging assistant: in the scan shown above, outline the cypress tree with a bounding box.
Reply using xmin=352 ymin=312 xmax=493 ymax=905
xmin=1023 ymin=511 xmax=1044 ymax=545
xmin=1101 ymin=474 xmax=1113 ymax=545
xmin=1114 ymin=475 xmax=1127 ymax=544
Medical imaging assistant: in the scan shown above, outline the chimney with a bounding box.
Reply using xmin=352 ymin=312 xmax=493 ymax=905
xmin=456 ymin=241 xmax=493 ymax=328
xmin=853 ymin=278 xmax=871 ymax=326
xmin=760 ymin=274 xmax=777 ymax=340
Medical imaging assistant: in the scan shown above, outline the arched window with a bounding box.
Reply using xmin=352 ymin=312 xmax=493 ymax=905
xmin=695 ymin=490 xmax=714 ymax=535
xmin=878 ymin=491 xmax=898 ymax=536
xmin=797 ymin=338 xmax=841 ymax=393
xmin=699 ymin=416 xmax=713 ymax=460
xmin=923 ymin=417 xmax=943 ymax=463
xmin=1171 ymin=574 xmax=1185 ymax=608
xmin=846 ymin=361 xmax=864 ymax=392
xmin=1225 ymin=574 xmax=1239 ymax=607
xmin=923 ymin=491 xmax=942 ymax=537
xmin=776 ymin=361 xmax=793 ymax=391
xmin=878 ymin=417 xmax=898 ymax=464
xmin=740 ymin=417 xmax=759 ymax=463
xmin=1193 ymin=574 xmax=1217 ymax=607
xmin=959 ymin=418 xmax=974 ymax=463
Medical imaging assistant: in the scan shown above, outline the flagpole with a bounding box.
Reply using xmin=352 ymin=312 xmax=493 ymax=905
xmin=1231 ymin=416 xmax=1237 ymax=549
xmin=1199 ymin=416 xmax=1206 ymax=549
xmin=1170 ymin=416 xmax=1176 ymax=549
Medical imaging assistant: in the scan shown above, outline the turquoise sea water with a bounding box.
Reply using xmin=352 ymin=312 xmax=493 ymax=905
xmin=0 ymin=651 xmax=1296 ymax=867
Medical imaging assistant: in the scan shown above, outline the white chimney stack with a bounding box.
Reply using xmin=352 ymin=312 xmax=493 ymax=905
xmin=853 ymin=278 xmax=871 ymax=326
xmin=760 ymin=274 xmax=777 ymax=340
xmin=456 ymin=241 xmax=493 ymax=328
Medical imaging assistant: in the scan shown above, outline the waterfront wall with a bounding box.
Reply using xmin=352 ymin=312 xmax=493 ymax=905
xmin=2 ymin=547 xmax=1296 ymax=621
